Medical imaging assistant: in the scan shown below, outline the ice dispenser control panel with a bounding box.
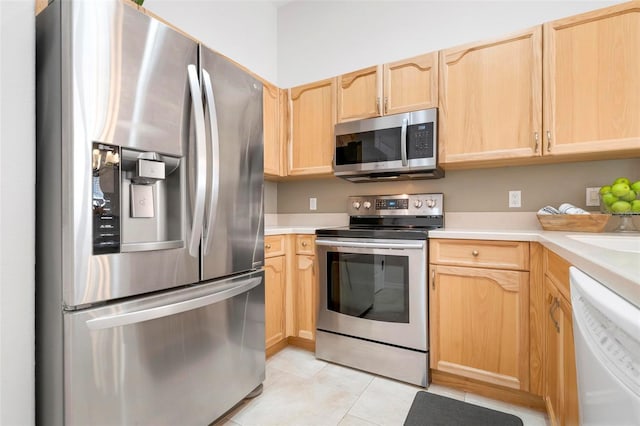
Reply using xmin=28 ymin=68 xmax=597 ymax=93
xmin=92 ymin=143 xmax=121 ymax=254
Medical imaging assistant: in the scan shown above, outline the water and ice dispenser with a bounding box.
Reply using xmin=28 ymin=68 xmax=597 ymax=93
xmin=92 ymin=143 xmax=184 ymax=254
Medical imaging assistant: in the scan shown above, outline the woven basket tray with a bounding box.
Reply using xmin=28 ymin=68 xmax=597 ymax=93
xmin=537 ymin=214 xmax=610 ymax=232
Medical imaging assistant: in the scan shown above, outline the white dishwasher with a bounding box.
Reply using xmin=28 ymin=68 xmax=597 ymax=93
xmin=570 ymin=267 xmax=640 ymax=425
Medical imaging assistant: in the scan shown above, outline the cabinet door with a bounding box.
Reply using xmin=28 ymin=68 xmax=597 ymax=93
xmin=265 ymin=256 xmax=286 ymax=349
xmin=337 ymin=65 xmax=381 ymax=122
xmin=439 ymin=27 xmax=542 ymax=167
xmin=544 ymin=2 xmax=640 ymax=158
xmin=263 ymin=82 xmax=284 ymax=177
xmin=544 ymin=277 xmax=562 ymax=426
xmin=560 ymin=294 xmax=579 ymax=426
xmin=295 ymin=254 xmax=316 ymax=341
xmin=544 ymin=276 xmax=580 ymax=426
xmin=430 ymin=265 xmax=530 ymax=390
xmin=288 ymin=79 xmax=336 ymax=176
xmin=384 ymin=52 xmax=438 ymax=115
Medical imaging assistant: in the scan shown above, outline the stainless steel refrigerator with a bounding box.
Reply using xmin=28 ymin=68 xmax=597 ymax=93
xmin=35 ymin=1 xmax=265 ymax=424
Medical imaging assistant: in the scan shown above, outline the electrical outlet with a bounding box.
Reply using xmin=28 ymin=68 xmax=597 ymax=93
xmin=309 ymin=197 xmax=317 ymax=210
xmin=509 ymin=190 xmax=521 ymax=208
xmin=586 ymin=187 xmax=600 ymax=207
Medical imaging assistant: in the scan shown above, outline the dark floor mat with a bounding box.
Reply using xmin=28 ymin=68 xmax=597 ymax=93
xmin=404 ymin=391 xmax=524 ymax=426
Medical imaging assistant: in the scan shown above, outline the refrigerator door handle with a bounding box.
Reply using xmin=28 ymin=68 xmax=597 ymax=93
xmin=85 ymin=276 xmax=262 ymax=330
xmin=201 ymin=69 xmax=220 ymax=256
xmin=187 ymin=64 xmax=207 ymax=257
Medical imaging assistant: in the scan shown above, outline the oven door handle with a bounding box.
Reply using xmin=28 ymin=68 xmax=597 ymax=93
xmin=315 ymin=239 xmax=424 ymax=250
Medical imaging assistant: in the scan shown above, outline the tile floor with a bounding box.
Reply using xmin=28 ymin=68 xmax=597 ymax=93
xmin=215 ymin=347 xmax=549 ymax=426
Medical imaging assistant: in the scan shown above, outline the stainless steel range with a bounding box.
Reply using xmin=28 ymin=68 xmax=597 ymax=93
xmin=315 ymin=193 xmax=444 ymax=387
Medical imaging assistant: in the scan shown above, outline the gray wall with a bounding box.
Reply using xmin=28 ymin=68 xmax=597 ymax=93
xmin=278 ymin=0 xmax=621 ymax=87
xmin=0 ymin=0 xmax=35 ymax=424
xmin=145 ymin=0 xmax=279 ymax=83
xmin=265 ymin=180 xmax=278 ymax=214
xmin=275 ymin=158 xmax=640 ymax=213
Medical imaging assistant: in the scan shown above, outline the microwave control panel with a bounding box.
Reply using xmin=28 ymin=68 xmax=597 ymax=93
xmin=348 ymin=193 xmax=443 ymax=217
xmin=407 ymin=122 xmax=434 ymax=158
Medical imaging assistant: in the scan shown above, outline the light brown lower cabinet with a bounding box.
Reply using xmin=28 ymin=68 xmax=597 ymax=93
xmin=264 ymin=235 xmax=287 ymax=354
xmin=430 ymin=264 xmax=530 ymax=390
xmin=264 ymin=234 xmax=317 ymax=356
xmin=429 ymin=239 xmax=531 ymax=392
xmin=264 ymin=255 xmax=286 ymax=350
xmin=295 ymin=254 xmax=316 ymax=341
xmin=294 ymin=235 xmax=317 ymax=343
xmin=543 ymin=250 xmax=579 ymax=426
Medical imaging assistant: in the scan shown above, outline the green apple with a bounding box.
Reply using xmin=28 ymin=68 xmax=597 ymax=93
xmin=620 ymin=189 xmax=637 ymax=202
xmin=611 ymin=200 xmax=632 ymax=213
xmin=631 ymin=199 xmax=640 ymax=212
xmin=631 ymin=180 xmax=640 ymax=193
xmin=611 ymin=182 xmax=631 ymax=197
xmin=599 ymin=185 xmax=612 ymax=195
xmin=601 ymin=192 xmax=618 ymax=206
xmin=613 ymin=177 xmax=631 ymax=186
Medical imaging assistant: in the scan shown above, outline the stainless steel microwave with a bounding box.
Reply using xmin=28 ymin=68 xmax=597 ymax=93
xmin=333 ymin=108 xmax=443 ymax=182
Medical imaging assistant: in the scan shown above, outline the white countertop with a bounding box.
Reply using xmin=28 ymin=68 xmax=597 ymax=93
xmin=430 ymin=228 xmax=640 ymax=309
xmin=265 ymin=226 xmax=320 ymax=235
xmin=265 ymin=222 xmax=639 ymax=308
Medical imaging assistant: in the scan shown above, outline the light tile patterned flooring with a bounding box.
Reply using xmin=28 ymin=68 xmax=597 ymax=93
xmin=215 ymin=347 xmax=549 ymax=426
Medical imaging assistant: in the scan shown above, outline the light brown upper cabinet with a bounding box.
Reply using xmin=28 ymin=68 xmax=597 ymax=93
xmin=439 ymin=2 xmax=640 ymax=169
xmin=438 ymin=27 xmax=543 ymax=168
xmin=288 ymin=78 xmax=336 ymax=176
xmin=544 ymin=2 xmax=640 ymax=158
xmin=337 ymin=52 xmax=438 ymax=122
xmin=263 ymin=82 xmax=287 ymax=177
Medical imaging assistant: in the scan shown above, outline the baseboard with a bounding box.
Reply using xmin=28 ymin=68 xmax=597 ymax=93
xmin=431 ymin=369 xmax=546 ymax=412
xmin=266 ymin=339 xmax=288 ymax=358
xmin=287 ymin=336 xmax=315 ymax=352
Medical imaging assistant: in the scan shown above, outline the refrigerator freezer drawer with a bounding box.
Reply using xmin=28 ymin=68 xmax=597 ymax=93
xmin=63 ymin=270 xmax=265 ymax=425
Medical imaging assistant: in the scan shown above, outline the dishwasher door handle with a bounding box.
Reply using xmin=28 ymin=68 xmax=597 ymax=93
xmin=86 ymin=277 xmax=262 ymax=330
xmin=315 ymin=239 xmax=424 ymax=250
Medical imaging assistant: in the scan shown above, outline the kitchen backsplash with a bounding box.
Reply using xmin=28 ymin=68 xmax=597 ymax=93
xmin=271 ymin=158 xmax=639 ymax=214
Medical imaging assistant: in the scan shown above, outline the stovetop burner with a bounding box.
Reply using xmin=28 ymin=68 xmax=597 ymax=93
xmin=316 ymin=193 xmax=444 ymax=240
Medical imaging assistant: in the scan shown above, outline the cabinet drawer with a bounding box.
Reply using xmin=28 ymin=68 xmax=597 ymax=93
xmin=544 ymin=248 xmax=571 ymax=300
xmin=296 ymin=235 xmax=315 ymax=255
xmin=430 ymin=239 xmax=529 ymax=271
xmin=264 ymin=235 xmax=286 ymax=258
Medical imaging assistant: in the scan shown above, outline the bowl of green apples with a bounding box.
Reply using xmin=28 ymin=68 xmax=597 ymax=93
xmin=599 ymin=177 xmax=640 ymax=214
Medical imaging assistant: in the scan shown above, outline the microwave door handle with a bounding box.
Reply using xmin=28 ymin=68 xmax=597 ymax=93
xmin=401 ymin=118 xmax=408 ymax=167
xmin=201 ymin=69 xmax=220 ymax=256
xmin=85 ymin=277 xmax=262 ymax=330
xmin=186 ymin=64 xmax=206 ymax=257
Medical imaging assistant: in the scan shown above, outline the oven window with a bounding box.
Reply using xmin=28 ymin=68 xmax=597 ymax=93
xmin=326 ymin=252 xmax=409 ymax=323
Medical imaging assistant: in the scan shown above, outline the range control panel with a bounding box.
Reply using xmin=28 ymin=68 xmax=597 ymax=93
xmin=347 ymin=193 xmax=443 ymax=217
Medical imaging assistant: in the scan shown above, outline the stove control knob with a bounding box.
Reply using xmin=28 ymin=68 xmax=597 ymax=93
xmin=363 ymin=201 xmax=372 ymax=209
xmin=414 ymin=200 xmax=423 ymax=208
xmin=426 ymin=198 xmax=437 ymax=208
xmin=352 ymin=201 xmax=361 ymax=210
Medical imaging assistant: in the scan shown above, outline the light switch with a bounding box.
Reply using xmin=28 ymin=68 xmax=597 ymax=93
xmin=509 ymin=190 xmax=521 ymax=208
xmin=310 ymin=197 xmax=317 ymax=210
xmin=586 ymin=187 xmax=601 ymax=207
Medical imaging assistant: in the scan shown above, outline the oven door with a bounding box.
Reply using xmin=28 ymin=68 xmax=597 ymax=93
xmin=315 ymin=237 xmax=427 ymax=351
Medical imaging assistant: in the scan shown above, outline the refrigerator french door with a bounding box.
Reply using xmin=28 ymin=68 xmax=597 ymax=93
xmin=36 ymin=1 xmax=264 ymax=425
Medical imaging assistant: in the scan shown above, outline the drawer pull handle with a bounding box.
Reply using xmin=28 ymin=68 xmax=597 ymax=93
xmin=266 ymin=244 xmax=272 ymax=249
xmin=472 ymin=250 xmax=479 ymax=257
xmin=301 ymin=241 xmax=308 ymax=247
